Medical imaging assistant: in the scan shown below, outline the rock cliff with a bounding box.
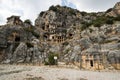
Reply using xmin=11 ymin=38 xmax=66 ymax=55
xmin=0 ymin=2 xmax=120 ymax=70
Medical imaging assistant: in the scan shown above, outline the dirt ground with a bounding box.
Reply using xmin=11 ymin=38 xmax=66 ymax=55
xmin=0 ymin=64 xmax=120 ymax=80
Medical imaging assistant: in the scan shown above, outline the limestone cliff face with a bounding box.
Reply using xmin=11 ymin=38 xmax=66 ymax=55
xmin=106 ymin=2 xmax=120 ymax=17
xmin=35 ymin=5 xmax=82 ymax=43
xmin=0 ymin=3 xmax=120 ymax=69
xmin=0 ymin=17 xmax=42 ymax=63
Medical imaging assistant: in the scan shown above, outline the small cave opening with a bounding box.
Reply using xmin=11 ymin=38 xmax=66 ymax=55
xmin=90 ymin=60 xmax=93 ymax=67
xmin=43 ymin=35 xmax=48 ymax=39
xmin=52 ymin=36 xmax=54 ymax=39
xmin=42 ymin=26 xmax=45 ymax=30
xmin=46 ymin=25 xmax=49 ymax=28
xmin=15 ymin=36 xmax=20 ymax=42
xmin=69 ymin=33 xmax=73 ymax=37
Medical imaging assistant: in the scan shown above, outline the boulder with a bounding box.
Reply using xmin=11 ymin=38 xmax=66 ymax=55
xmin=11 ymin=42 xmax=27 ymax=63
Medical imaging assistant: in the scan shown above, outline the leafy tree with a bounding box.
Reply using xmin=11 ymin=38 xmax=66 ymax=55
xmin=106 ymin=8 xmax=113 ymax=13
xmin=39 ymin=11 xmax=45 ymax=16
xmin=24 ymin=19 xmax=32 ymax=25
xmin=80 ymin=11 xmax=87 ymax=16
xmin=106 ymin=19 xmax=114 ymax=24
xmin=49 ymin=5 xmax=58 ymax=12
xmin=56 ymin=5 xmax=60 ymax=8
xmin=81 ymin=22 xmax=92 ymax=30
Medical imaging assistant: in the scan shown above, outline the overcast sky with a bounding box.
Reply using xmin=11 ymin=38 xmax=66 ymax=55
xmin=0 ymin=0 xmax=120 ymax=25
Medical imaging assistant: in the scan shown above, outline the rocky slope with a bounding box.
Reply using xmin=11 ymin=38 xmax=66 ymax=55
xmin=106 ymin=2 xmax=120 ymax=17
xmin=0 ymin=2 xmax=120 ymax=69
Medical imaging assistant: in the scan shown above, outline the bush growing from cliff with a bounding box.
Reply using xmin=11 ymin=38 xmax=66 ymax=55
xmin=92 ymin=16 xmax=106 ymax=27
xmin=32 ymin=31 xmax=40 ymax=38
xmin=80 ymin=11 xmax=87 ymax=16
xmin=105 ymin=16 xmax=114 ymax=24
xmin=91 ymin=16 xmax=114 ymax=27
xmin=69 ymin=9 xmax=76 ymax=15
xmin=81 ymin=22 xmax=92 ymax=30
xmin=106 ymin=19 xmax=114 ymax=24
xmin=114 ymin=16 xmax=120 ymax=21
xmin=49 ymin=5 xmax=58 ymax=12
xmin=106 ymin=8 xmax=113 ymax=13
xmin=45 ymin=52 xmax=58 ymax=65
xmin=39 ymin=11 xmax=45 ymax=16
xmin=62 ymin=29 xmax=67 ymax=33
xmin=56 ymin=5 xmax=60 ymax=7
xmin=62 ymin=41 xmax=69 ymax=46
xmin=24 ymin=27 xmax=40 ymax=38
xmin=24 ymin=19 xmax=32 ymax=25
xmin=93 ymin=21 xmax=102 ymax=27
xmin=81 ymin=15 xmax=117 ymax=29
xmin=81 ymin=15 xmax=115 ymax=30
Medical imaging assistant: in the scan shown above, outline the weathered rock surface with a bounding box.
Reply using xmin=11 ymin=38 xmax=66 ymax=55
xmin=106 ymin=2 xmax=120 ymax=17
xmin=0 ymin=2 xmax=120 ymax=70
xmin=11 ymin=42 xmax=27 ymax=63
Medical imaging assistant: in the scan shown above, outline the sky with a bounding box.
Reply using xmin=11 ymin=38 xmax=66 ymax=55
xmin=0 ymin=0 xmax=120 ymax=25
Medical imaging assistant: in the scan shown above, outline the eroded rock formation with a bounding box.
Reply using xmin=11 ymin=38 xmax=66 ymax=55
xmin=0 ymin=2 xmax=120 ymax=70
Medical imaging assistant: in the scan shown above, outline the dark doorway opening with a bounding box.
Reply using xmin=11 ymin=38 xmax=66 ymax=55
xmin=42 ymin=26 xmax=45 ymax=30
xmin=15 ymin=36 xmax=20 ymax=42
xmin=90 ymin=60 xmax=93 ymax=67
xmin=52 ymin=36 xmax=54 ymax=39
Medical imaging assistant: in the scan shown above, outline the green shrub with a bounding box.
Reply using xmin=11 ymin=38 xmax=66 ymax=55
xmin=62 ymin=41 xmax=69 ymax=46
xmin=46 ymin=52 xmax=58 ymax=65
xmin=81 ymin=24 xmax=87 ymax=31
xmin=44 ymin=61 xmax=49 ymax=65
xmin=39 ymin=11 xmax=45 ymax=16
xmin=24 ymin=19 xmax=32 ymax=25
xmin=32 ymin=31 xmax=40 ymax=38
xmin=114 ymin=16 xmax=120 ymax=21
xmin=81 ymin=22 xmax=92 ymax=30
xmin=62 ymin=29 xmax=67 ymax=33
xmin=92 ymin=16 xmax=106 ymax=27
xmin=24 ymin=27 xmax=40 ymax=38
xmin=106 ymin=19 xmax=114 ymax=24
xmin=56 ymin=5 xmax=60 ymax=8
xmin=93 ymin=21 xmax=102 ymax=27
xmin=106 ymin=8 xmax=113 ymax=13
xmin=105 ymin=16 xmax=114 ymax=24
xmin=80 ymin=11 xmax=87 ymax=16
xmin=49 ymin=5 xmax=58 ymax=12
xmin=48 ymin=53 xmax=56 ymax=65
xmin=69 ymin=9 xmax=76 ymax=15
xmin=64 ymin=49 xmax=70 ymax=54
